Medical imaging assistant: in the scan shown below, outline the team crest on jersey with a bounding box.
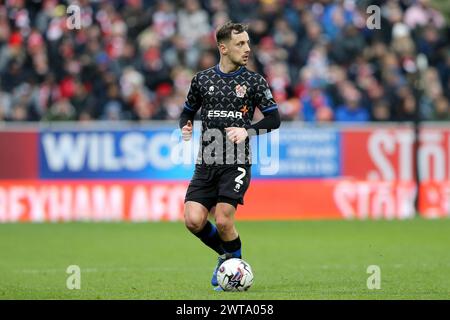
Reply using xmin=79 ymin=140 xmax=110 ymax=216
xmin=235 ymin=84 xmax=247 ymax=98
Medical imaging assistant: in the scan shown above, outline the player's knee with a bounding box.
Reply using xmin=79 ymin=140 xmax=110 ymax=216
xmin=215 ymin=215 xmax=233 ymax=234
xmin=184 ymin=210 xmax=206 ymax=233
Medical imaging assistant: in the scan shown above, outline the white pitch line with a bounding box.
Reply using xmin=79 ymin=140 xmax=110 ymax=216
xmin=15 ymin=266 xmax=206 ymax=274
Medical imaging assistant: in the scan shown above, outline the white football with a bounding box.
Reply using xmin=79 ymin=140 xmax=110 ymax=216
xmin=216 ymin=258 xmax=254 ymax=292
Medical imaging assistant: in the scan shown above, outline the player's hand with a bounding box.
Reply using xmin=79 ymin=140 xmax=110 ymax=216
xmin=225 ymin=127 xmax=248 ymax=144
xmin=182 ymin=120 xmax=193 ymax=141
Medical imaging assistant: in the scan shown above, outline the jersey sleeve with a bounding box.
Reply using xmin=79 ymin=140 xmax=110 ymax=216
xmin=183 ymin=74 xmax=202 ymax=113
xmin=254 ymin=75 xmax=278 ymax=114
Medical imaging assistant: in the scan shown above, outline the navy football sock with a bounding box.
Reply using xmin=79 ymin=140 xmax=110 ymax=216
xmin=222 ymin=236 xmax=242 ymax=258
xmin=194 ymin=221 xmax=225 ymax=255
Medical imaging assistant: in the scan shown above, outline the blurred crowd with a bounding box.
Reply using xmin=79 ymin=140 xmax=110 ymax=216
xmin=0 ymin=0 xmax=448 ymax=123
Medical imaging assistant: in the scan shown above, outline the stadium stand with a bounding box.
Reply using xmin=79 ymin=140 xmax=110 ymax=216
xmin=0 ymin=0 xmax=448 ymax=123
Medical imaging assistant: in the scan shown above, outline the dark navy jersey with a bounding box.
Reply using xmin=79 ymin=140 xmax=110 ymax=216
xmin=183 ymin=64 xmax=278 ymax=166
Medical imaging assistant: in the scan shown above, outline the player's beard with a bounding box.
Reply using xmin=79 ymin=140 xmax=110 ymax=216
xmin=228 ymin=54 xmax=248 ymax=69
xmin=231 ymin=56 xmax=247 ymax=67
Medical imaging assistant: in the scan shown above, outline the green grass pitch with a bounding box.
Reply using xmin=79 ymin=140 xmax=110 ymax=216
xmin=0 ymin=219 xmax=449 ymax=299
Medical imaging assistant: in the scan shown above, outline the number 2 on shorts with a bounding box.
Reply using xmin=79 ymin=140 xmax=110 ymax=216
xmin=235 ymin=167 xmax=247 ymax=185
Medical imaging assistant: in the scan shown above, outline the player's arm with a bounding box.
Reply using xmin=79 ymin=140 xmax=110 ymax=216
xmin=244 ymin=108 xmax=280 ymax=136
xmin=179 ymin=74 xmax=202 ymax=141
xmin=248 ymin=75 xmax=280 ymax=136
xmin=179 ymin=108 xmax=195 ymax=129
xmin=180 ymin=110 xmax=194 ymax=141
xmin=226 ymin=76 xmax=280 ymax=143
xmin=225 ymin=109 xmax=280 ymax=144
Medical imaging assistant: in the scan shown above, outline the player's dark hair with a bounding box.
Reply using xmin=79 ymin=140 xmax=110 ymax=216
xmin=216 ymin=21 xmax=248 ymax=44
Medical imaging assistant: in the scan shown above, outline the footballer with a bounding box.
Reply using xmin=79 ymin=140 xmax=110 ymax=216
xmin=179 ymin=21 xmax=280 ymax=290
